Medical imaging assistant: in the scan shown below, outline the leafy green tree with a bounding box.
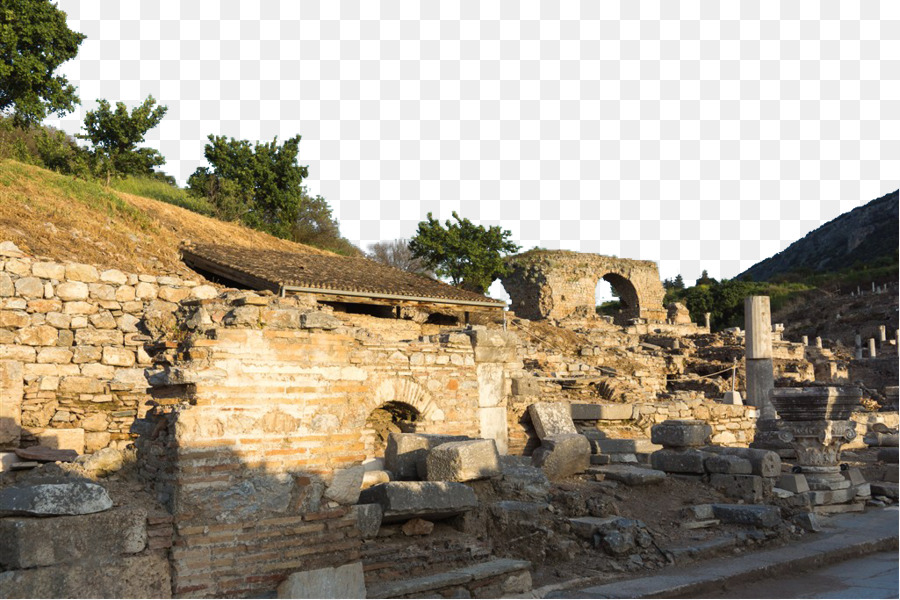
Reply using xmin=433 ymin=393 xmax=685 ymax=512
xmin=291 ymin=191 xmax=360 ymax=256
xmin=409 ymin=212 xmax=520 ymax=293
xmin=78 ymin=95 xmax=167 ymax=185
xmin=695 ymin=269 xmax=716 ymax=286
xmin=0 ymin=0 xmax=85 ymax=127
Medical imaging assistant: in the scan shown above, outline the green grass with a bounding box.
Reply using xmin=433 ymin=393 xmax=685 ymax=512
xmin=110 ymin=176 xmax=217 ymax=217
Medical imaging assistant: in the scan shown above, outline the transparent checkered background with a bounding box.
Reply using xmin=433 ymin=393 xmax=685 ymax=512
xmin=45 ymin=0 xmax=898 ymax=289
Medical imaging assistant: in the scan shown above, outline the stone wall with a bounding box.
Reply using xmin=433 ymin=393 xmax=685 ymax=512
xmin=633 ymin=400 xmax=758 ymax=446
xmin=502 ymin=250 xmax=667 ymax=323
xmin=0 ymin=246 xmax=218 ymax=454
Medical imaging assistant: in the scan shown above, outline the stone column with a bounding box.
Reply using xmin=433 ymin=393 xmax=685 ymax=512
xmin=872 ymin=282 xmax=876 ymax=292
xmin=854 ymin=334 xmax=861 ymax=348
xmin=814 ymin=336 xmax=822 ymax=349
xmin=744 ymin=296 xmax=775 ymax=420
xmin=879 ymin=325 xmax=886 ymax=343
xmin=855 ymin=348 xmax=863 ymax=360
xmin=868 ymin=338 xmax=876 ymax=358
xmin=704 ymin=312 xmax=711 ymax=330
xmin=801 ymin=335 xmax=808 ymax=346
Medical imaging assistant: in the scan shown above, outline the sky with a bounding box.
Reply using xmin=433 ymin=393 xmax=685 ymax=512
xmin=43 ymin=0 xmax=898 ymax=296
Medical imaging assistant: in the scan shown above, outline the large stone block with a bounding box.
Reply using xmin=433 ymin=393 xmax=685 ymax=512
xmin=710 ymin=474 xmax=766 ymax=502
xmin=0 ymin=553 xmax=171 ymax=599
xmin=469 ymin=329 xmax=518 ymax=363
xmin=591 ymin=464 xmax=666 ymax=486
xmin=777 ymin=473 xmax=810 ymax=494
xmin=528 ymin=402 xmax=577 ymax=439
xmin=426 ymin=439 xmax=501 ymax=482
xmin=0 ymin=507 xmax=146 ymax=569
xmin=354 ymin=503 xmax=383 ymax=539
xmin=570 ymin=403 xmax=634 ymax=421
xmin=0 ymin=481 xmax=112 ymax=516
xmin=650 ymin=449 xmax=712 ymax=474
xmin=278 ymin=562 xmax=366 ymax=599
xmin=591 ymin=438 xmax=661 ymax=454
xmin=494 ymin=456 xmax=551 ymax=501
xmin=301 ymin=311 xmax=340 ymax=329
xmin=479 ymin=406 xmax=509 ymax=455
xmin=702 ymin=446 xmax=781 ymax=477
xmin=324 ymin=465 xmax=365 ymax=505
xmin=704 ymin=454 xmax=752 ymax=475
xmin=711 ymin=503 xmax=781 ymax=528
xmin=650 ymin=419 xmax=712 ymax=448
xmin=384 ymin=433 xmax=469 ymax=480
xmin=35 ymin=428 xmax=84 ymax=453
xmin=358 ymin=481 xmax=477 ymax=523
xmin=531 ymin=433 xmax=590 ymax=480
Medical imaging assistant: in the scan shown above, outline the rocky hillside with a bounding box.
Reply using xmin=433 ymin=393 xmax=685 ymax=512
xmin=739 ymin=190 xmax=899 ymax=282
xmin=0 ymin=160 xmax=331 ymax=277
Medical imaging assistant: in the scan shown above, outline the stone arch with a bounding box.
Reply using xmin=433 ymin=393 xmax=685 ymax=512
xmin=501 ymin=249 xmax=666 ymax=323
xmin=370 ymin=378 xmax=445 ymax=422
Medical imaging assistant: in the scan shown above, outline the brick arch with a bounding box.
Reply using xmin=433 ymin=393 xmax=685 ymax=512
xmin=501 ymin=250 xmax=666 ymax=323
xmin=370 ymin=378 xmax=446 ymax=422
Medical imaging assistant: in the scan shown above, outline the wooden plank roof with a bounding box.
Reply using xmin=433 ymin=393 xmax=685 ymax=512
xmin=181 ymin=243 xmax=506 ymax=308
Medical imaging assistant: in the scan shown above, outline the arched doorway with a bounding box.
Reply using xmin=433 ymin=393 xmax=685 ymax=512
xmin=364 ymin=401 xmax=421 ymax=458
xmin=595 ymin=272 xmax=641 ymax=324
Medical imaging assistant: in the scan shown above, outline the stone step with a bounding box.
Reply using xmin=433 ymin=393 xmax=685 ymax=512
xmin=590 ymin=438 xmax=662 ymax=454
xmin=366 ymin=558 xmax=532 ymax=599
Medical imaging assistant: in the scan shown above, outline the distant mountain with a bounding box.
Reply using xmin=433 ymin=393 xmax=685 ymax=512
xmin=738 ymin=190 xmax=899 ymax=282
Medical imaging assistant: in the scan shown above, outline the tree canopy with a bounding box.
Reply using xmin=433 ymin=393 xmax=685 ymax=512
xmin=409 ymin=212 xmax=520 ymax=293
xmin=367 ymin=239 xmax=432 ymax=276
xmin=0 ymin=0 xmax=85 ymax=126
xmin=78 ymin=95 xmax=167 ymax=184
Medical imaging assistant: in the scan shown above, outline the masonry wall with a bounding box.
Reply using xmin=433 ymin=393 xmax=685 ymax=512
xmin=0 ymin=248 xmax=219 ymax=454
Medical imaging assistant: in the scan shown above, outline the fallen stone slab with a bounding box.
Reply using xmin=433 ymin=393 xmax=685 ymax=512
xmin=361 ymin=470 xmax=391 ymax=490
xmin=701 ymin=446 xmax=781 ymax=477
xmin=0 ymin=481 xmax=113 ymax=517
xmin=711 ymin=504 xmax=781 ymax=528
xmin=650 ymin=448 xmax=712 ymax=474
xmin=426 ymin=439 xmax=501 ymax=482
xmin=651 ymin=420 xmax=712 ymax=448
xmin=870 ymin=482 xmax=899 ymax=500
xmin=570 ymin=403 xmax=633 ymax=421
xmin=590 ymin=438 xmax=661 ymax=454
xmin=358 ymin=481 xmax=477 ymax=523
xmin=590 ymin=464 xmax=666 ymax=486
xmin=528 ymin=402 xmax=577 ymax=439
xmin=14 ymin=447 xmax=78 ymax=463
xmin=278 ymin=562 xmax=365 ymax=599
xmin=532 ymin=433 xmax=590 ymax=480
xmin=324 ymin=465 xmax=365 ymax=505
xmin=704 ymin=454 xmax=752 ymax=475
xmin=384 ymin=433 xmax=469 ymax=480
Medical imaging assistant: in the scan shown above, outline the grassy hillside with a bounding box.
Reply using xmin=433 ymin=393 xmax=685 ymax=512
xmin=0 ymin=159 xmax=332 ymax=277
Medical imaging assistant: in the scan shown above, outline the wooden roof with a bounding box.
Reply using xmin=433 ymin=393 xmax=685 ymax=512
xmin=181 ymin=243 xmax=505 ymax=309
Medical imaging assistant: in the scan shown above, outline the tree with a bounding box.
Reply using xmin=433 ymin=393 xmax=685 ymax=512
xmin=409 ymin=212 xmax=520 ymax=293
xmin=291 ymin=191 xmax=360 ymax=256
xmin=367 ymin=239 xmax=432 ymax=276
xmin=78 ymin=95 xmax=167 ymax=185
xmin=0 ymin=0 xmax=85 ymax=126
xmin=695 ymin=270 xmax=716 ymax=286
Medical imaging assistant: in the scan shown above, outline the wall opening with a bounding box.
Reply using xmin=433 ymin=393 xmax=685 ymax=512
xmin=364 ymin=401 xmax=421 ymax=457
xmin=595 ymin=273 xmax=640 ymax=322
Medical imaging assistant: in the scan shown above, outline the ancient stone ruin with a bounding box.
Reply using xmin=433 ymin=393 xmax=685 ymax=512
xmin=1 ymin=241 xmax=897 ymax=598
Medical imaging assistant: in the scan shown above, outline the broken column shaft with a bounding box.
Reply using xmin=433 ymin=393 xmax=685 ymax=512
xmin=868 ymin=338 xmax=877 ymax=358
xmin=745 ymin=296 xmax=775 ymax=420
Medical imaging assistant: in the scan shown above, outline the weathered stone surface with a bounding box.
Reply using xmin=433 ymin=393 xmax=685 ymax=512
xmin=101 ymin=346 xmax=135 ymax=367
xmin=14 ymin=277 xmax=44 ymax=299
xmin=190 ymin=284 xmax=219 ymax=300
xmin=705 ymin=454 xmax=752 ymax=475
xmin=301 ymin=311 xmax=341 ymax=329
xmin=402 ymin=517 xmax=434 ymax=536
xmin=134 ymin=281 xmax=158 ymax=300
xmin=384 ymin=433 xmax=469 ymax=480
xmin=494 ymin=455 xmax=551 ymax=501
xmin=225 ymin=305 xmax=259 ymax=326
xmin=34 ymin=427 xmax=84 ymax=453
xmin=479 ymin=405 xmax=509 ymax=454
xmin=324 ymin=465 xmax=365 ymax=505
xmin=531 ymin=433 xmax=590 ymax=480
xmin=711 ymin=504 xmax=781 ymax=527
xmin=426 ymin=439 xmax=501 ymax=482
xmin=0 ymin=360 xmax=23 ymax=449
xmin=77 ymin=447 xmax=124 ymax=476
xmin=777 ymin=473 xmax=810 ymax=494
xmin=877 ymin=447 xmax=899 ymax=463
xmin=0 ymin=310 xmax=29 ymax=328
xmin=278 ymin=562 xmax=366 ymax=599
xmin=0 ymin=481 xmax=113 ymax=516
xmin=354 ymin=503 xmax=383 ymax=539
xmin=16 ymin=325 xmax=57 ymax=346
xmin=791 ymin=512 xmax=821 ymax=532
xmin=55 ymin=281 xmax=89 ymax=301
xmin=570 ymin=403 xmax=633 ymax=420
xmin=100 ymin=269 xmax=128 ymax=284
xmin=528 ymin=402 xmax=577 ymax=439
xmin=650 ymin=449 xmax=712 ymax=474
xmin=361 ymin=470 xmax=391 ymax=490
xmin=591 ymin=464 xmax=666 ymax=486
xmin=0 ymin=506 xmax=146 ymax=569
xmin=651 ymin=419 xmax=712 ymax=448
xmin=870 ymin=482 xmax=899 ymax=500
xmin=75 ymin=329 xmax=123 ymax=346
xmin=0 ymin=553 xmax=171 ymax=599
xmin=358 ymin=481 xmax=477 ymax=523
xmin=710 ymin=474 xmax=766 ymax=502
xmin=469 ymin=329 xmax=518 ymax=362
xmin=65 ymin=263 xmax=99 ymax=283
xmin=591 ymin=438 xmax=661 ymax=454
xmin=702 ymin=446 xmax=781 ymax=477
xmin=0 ymin=272 xmax=13 ymax=296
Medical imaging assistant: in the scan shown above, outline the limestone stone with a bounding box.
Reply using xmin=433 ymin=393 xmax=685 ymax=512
xmin=0 ymin=481 xmax=112 ymax=516
xmin=402 ymin=517 xmax=434 ymax=536
xmin=55 ymin=281 xmax=89 ymax=301
xmin=528 ymin=402 xmax=577 ymax=439
xmin=0 ymin=360 xmax=23 ymax=449
xmin=358 ymin=481 xmax=478 ymax=523
xmin=469 ymin=329 xmax=518 ymax=362
xmin=75 ymin=329 xmax=123 ymax=346
xmin=225 ymin=305 xmax=260 ymax=326
xmin=592 ymin=438 xmax=661 ymax=454
xmin=570 ymin=403 xmax=633 ymax=420
xmin=425 ymin=439 xmax=501 ymax=482
xmin=45 ymin=311 xmax=70 ymax=329
xmin=72 ymin=346 xmax=102 ymax=363
xmin=102 ymin=346 xmax=135 ymax=367
xmin=511 ymin=377 xmax=540 ymax=396
xmin=650 ymin=449 xmax=712 ymax=474
xmin=63 ymin=301 xmax=98 ymax=315
xmin=701 ymin=446 xmax=781 ymax=477
xmin=777 ymin=473 xmax=810 ymax=494
xmin=134 ymin=282 xmax=158 ymax=300
xmin=590 ymin=464 xmax=666 ymax=486
xmin=65 ymin=263 xmax=99 ymax=282
xmin=36 ymin=347 xmax=73 ymax=364
xmin=704 ymin=454 xmax=752 ymax=474
xmin=80 ymin=412 xmax=108 ymax=432
xmin=116 ymin=313 xmax=141 ymax=332
xmin=190 ymin=284 xmax=219 ymax=300
xmin=0 ymin=310 xmax=30 ymax=328
xmin=115 ymin=285 xmax=136 ymax=302
xmin=711 ymin=504 xmax=781 ymax=527
xmin=59 ymin=376 xmax=104 ymax=394
xmin=84 ymin=431 xmax=111 ymax=453
xmin=277 ymin=562 xmax=366 ymax=599
xmin=35 ymin=428 xmax=84 ymax=452
xmin=16 ymin=325 xmax=58 ymax=346
xmin=14 ymin=277 xmax=44 ymax=299
xmin=650 ymin=419 xmax=712 ymax=448
xmin=302 ymin=311 xmax=341 ymax=329
xmin=87 ymin=283 xmax=116 ymax=301
xmin=384 ymin=433 xmax=469 ymax=480
xmin=100 ymin=269 xmax=128 ymax=284
xmin=323 ymin=465 xmax=365 ymax=505
xmin=494 ymin=456 xmax=551 ymax=501
xmin=0 ymin=273 xmax=14 ymax=296
xmin=791 ymin=512 xmax=821 ymax=532
xmin=355 ymin=503 xmax=383 ymax=539
xmin=0 ymin=506 xmax=146 ymax=569
xmin=479 ymin=405 xmax=509 ymax=454
xmin=710 ymin=474 xmax=766 ymax=502
xmin=77 ymin=447 xmax=124 ymax=476
xmin=877 ymin=447 xmax=898 ymax=463
xmin=28 ymin=298 xmax=62 ymax=314
xmin=158 ymin=286 xmax=191 ymax=302
xmin=531 ymin=433 xmax=590 ymax=480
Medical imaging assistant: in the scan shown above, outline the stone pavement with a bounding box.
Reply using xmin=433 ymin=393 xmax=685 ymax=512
xmin=536 ymin=506 xmax=899 ymax=599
